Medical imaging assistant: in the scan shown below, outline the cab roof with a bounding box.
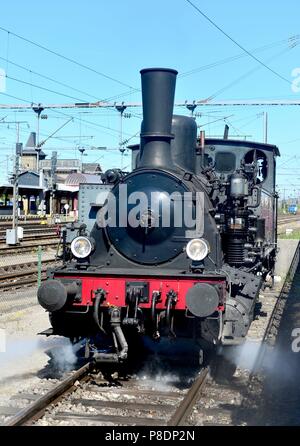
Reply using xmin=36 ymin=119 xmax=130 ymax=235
xmin=204 ymin=138 xmax=280 ymax=157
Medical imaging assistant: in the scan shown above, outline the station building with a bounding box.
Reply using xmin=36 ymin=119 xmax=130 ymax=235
xmin=0 ymin=132 xmax=102 ymax=218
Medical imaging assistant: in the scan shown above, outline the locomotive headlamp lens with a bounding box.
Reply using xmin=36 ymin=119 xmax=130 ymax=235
xmin=186 ymin=238 xmax=210 ymax=261
xmin=71 ymin=236 xmax=93 ymax=259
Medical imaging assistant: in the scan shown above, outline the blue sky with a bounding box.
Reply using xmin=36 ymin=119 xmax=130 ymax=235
xmin=0 ymin=0 xmax=300 ymax=197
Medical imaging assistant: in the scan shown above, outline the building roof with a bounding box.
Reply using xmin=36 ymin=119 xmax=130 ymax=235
xmin=82 ymin=163 xmax=102 ymax=173
xmin=18 ymin=171 xmax=46 ymax=189
xmin=39 ymin=160 xmax=102 ymax=172
xmin=65 ymin=173 xmax=102 ymax=187
xmin=23 ymin=132 xmax=46 ymax=158
xmin=56 ymin=184 xmax=79 ymax=192
xmin=22 ymin=148 xmax=46 ymax=157
xmin=40 ymin=159 xmax=80 ymax=170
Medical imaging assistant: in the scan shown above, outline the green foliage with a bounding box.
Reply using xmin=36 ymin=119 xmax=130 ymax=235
xmin=279 ymin=231 xmax=300 ymax=240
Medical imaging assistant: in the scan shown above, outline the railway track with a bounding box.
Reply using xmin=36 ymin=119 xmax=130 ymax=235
xmin=0 ymin=216 xmax=46 ymax=224
xmin=1 ymin=242 xmax=299 ymax=427
xmin=0 ymin=228 xmax=57 ymax=240
xmin=0 ymin=239 xmax=59 ymax=255
xmin=0 ymin=225 xmax=58 ymax=242
xmin=0 ymin=259 xmax=58 ymax=291
xmin=2 ymin=361 xmax=209 ymax=427
xmin=278 ymin=215 xmax=300 ymax=225
xmin=0 ymin=235 xmax=58 ymax=246
xmin=0 ymin=223 xmax=60 ymax=254
xmin=277 ymin=215 xmax=300 ymax=235
xmin=0 ymin=220 xmax=52 ymax=229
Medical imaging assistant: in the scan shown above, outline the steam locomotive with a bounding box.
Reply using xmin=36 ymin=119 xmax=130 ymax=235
xmin=38 ymin=68 xmax=279 ymax=363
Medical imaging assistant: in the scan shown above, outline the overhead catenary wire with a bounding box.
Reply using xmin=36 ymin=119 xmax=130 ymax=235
xmin=0 ymin=122 xmax=85 ymax=149
xmin=224 ymin=117 xmax=247 ymax=137
xmin=0 ymin=89 xmax=132 ymax=141
xmin=6 ymin=74 xmax=90 ymax=103
xmin=0 ymin=55 xmax=143 ymax=106
xmin=0 ymin=55 xmax=103 ymax=102
xmin=206 ymin=45 xmax=298 ymax=101
xmin=1 ymin=66 xmax=144 ymax=119
xmin=47 ymin=107 xmax=133 ymax=139
xmin=198 ymin=114 xmax=234 ymax=128
xmin=237 ymin=114 xmax=264 ymax=130
xmin=0 ymin=99 xmax=112 ymax=145
xmin=179 ymin=36 xmax=299 ymax=79
xmin=1 ymin=23 xmax=299 ymax=181
xmin=0 ymin=26 xmax=138 ymax=92
xmin=1 ymin=36 xmax=296 ymax=104
xmin=184 ymin=0 xmax=293 ymax=85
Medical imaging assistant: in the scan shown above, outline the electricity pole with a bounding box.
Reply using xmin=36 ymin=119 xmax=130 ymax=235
xmin=11 ymin=142 xmax=22 ymax=242
xmin=49 ymin=151 xmax=57 ymax=222
xmin=33 ymin=106 xmax=44 ymax=171
xmin=78 ymin=147 xmax=85 ymax=172
xmin=263 ymin=112 xmax=268 ymax=143
xmin=116 ymin=104 xmax=127 ymax=170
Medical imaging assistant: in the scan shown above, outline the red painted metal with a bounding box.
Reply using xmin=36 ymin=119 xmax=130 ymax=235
xmin=56 ymin=274 xmax=227 ymax=310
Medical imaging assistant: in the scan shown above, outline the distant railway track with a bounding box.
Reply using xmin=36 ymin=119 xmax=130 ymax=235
xmin=278 ymin=215 xmax=300 ymax=224
xmin=0 ymin=225 xmax=58 ymax=242
xmin=0 ymin=273 xmax=45 ymax=291
xmin=0 ymin=222 xmax=49 ymax=230
xmin=0 ymin=239 xmax=59 ymax=255
xmin=0 ymin=259 xmax=58 ymax=291
xmin=0 ymin=226 xmax=56 ymax=236
xmin=277 ymin=215 xmax=300 ymax=234
xmin=0 ymin=234 xmax=58 ymax=245
xmin=0 ymin=216 xmax=45 ymax=222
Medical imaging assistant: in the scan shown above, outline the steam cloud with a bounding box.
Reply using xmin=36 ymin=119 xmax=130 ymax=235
xmin=0 ymin=336 xmax=79 ymax=382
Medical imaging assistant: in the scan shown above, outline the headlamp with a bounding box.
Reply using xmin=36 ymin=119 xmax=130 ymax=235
xmin=71 ymin=236 xmax=93 ymax=259
xmin=186 ymin=238 xmax=210 ymax=261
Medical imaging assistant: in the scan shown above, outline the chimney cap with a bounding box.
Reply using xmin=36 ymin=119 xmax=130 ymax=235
xmin=140 ymin=67 xmax=178 ymax=75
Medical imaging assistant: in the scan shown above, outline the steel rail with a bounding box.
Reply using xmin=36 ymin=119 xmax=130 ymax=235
xmin=0 ymin=261 xmax=55 ymax=281
xmin=0 ymin=240 xmax=59 ymax=254
xmin=5 ymin=362 xmax=92 ymax=426
xmin=167 ymin=367 xmax=209 ymax=426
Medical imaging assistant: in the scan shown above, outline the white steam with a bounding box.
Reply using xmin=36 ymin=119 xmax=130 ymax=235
xmin=218 ymin=340 xmax=297 ymax=383
xmin=0 ymin=336 xmax=78 ymax=382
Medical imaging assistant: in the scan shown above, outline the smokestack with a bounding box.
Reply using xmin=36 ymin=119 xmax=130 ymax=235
xmin=139 ymin=68 xmax=178 ymax=169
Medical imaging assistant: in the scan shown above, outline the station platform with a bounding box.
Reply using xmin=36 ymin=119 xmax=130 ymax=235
xmin=275 ymin=239 xmax=300 ymax=278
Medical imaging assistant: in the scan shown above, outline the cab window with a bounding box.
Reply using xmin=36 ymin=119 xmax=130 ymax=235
xmin=215 ymin=152 xmax=236 ymax=173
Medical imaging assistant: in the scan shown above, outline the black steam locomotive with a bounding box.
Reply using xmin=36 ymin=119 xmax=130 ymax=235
xmin=38 ymin=68 xmax=279 ymax=363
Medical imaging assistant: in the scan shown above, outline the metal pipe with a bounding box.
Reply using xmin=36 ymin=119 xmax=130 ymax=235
xmin=110 ymin=307 xmax=128 ymax=360
xmin=165 ymin=291 xmax=177 ymax=338
xmin=95 ymin=307 xmax=129 ymax=362
xmin=93 ymin=292 xmax=106 ymax=334
xmin=200 ymin=130 xmax=205 ymax=169
xmin=151 ymin=291 xmax=161 ymax=337
xmin=114 ymin=325 xmax=128 ymax=360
